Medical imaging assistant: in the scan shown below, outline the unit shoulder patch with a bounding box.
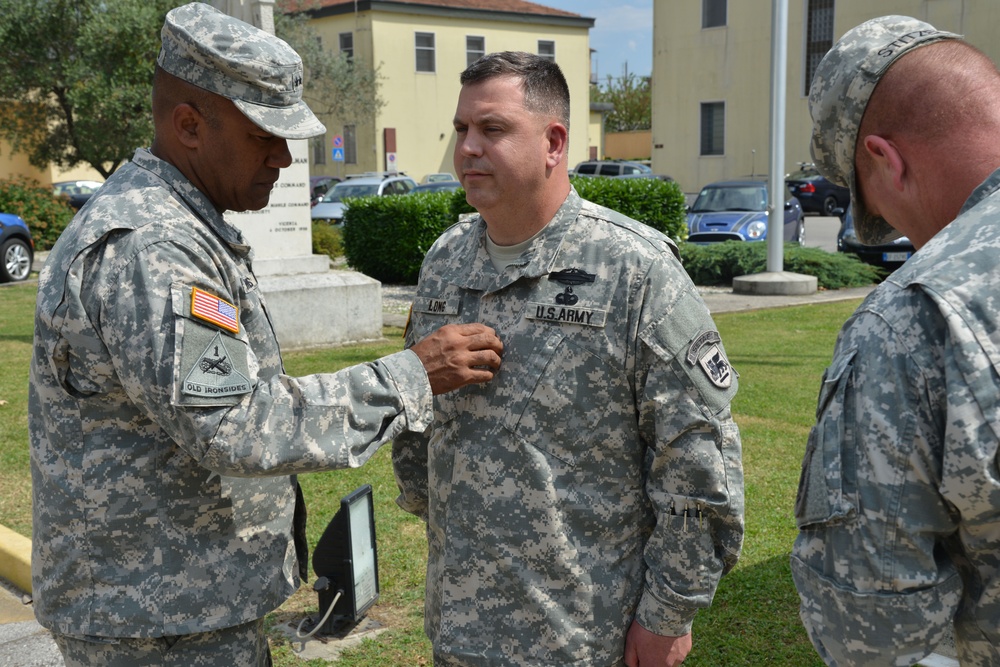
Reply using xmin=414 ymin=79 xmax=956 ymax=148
xmin=182 ymin=331 xmax=253 ymax=399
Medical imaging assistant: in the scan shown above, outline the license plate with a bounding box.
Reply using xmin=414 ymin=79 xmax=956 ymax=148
xmin=883 ymin=251 xmax=911 ymax=262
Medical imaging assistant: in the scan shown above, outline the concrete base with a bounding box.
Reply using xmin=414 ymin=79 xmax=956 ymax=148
xmin=258 ymin=271 xmax=383 ymax=351
xmin=272 ymin=616 xmax=387 ymax=662
xmin=732 ymin=271 xmax=817 ymax=296
xmin=253 ymin=254 xmax=331 ymax=277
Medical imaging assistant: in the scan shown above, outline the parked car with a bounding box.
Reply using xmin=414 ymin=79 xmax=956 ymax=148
xmin=52 ymin=180 xmax=103 ymax=211
xmin=311 ymin=174 xmax=417 ymax=225
xmin=613 ymin=172 xmax=674 ymax=182
xmin=572 ymin=160 xmax=652 ymax=178
xmin=837 ymin=207 xmax=914 ymax=270
xmin=785 ymin=164 xmax=849 ymax=216
xmin=411 ymin=180 xmax=462 ymax=194
xmin=309 ymin=175 xmax=341 ymax=206
xmin=421 ymin=172 xmax=455 ymax=184
xmin=686 ymin=180 xmax=804 ymax=244
xmin=0 ymin=212 xmax=35 ymax=283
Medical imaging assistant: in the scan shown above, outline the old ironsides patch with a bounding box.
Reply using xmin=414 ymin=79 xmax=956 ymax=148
xmin=183 ymin=331 xmax=253 ymax=398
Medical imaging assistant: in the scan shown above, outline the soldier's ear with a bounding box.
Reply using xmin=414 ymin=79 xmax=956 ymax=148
xmin=545 ymin=121 xmax=568 ymax=169
xmin=174 ymin=103 xmax=204 ymax=149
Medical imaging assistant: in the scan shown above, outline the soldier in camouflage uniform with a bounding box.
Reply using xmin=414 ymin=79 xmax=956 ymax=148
xmin=793 ymin=16 xmax=1000 ymax=666
xmin=393 ymin=52 xmax=744 ymax=667
xmin=29 ymin=4 xmax=502 ymax=666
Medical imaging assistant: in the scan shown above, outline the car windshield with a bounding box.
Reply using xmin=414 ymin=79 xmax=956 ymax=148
xmin=635 ymin=163 xmax=652 ymax=174
xmin=323 ymin=183 xmax=379 ymax=202
xmin=786 ymin=168 xmax=819 ymax=181
xmin=691 ymin=186 xmax=767 ymax=212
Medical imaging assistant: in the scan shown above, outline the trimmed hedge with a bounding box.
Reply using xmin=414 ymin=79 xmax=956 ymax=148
xmin=678 ymin=241 xmax=884 ymax=289
xmin=570 ymin=175 xmax=687 ymax=240
xmin=343 ymin=177 xmax=689 ymax=284
xmin=0 ymin=176 xmax=75 ymax=250
xmin=341 ymin=191 xmax=457 ymax=285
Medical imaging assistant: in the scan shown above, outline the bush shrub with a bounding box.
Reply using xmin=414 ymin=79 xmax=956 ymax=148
xmin=678 ymin=241 xmax=884 ymax=289
xmin=341 ymin=191 xmax=457 ymax=284
xmin=311 ymin=221 xmax=343 ymax=260
xmin=570 ymin=175 xmax=688 ymax=240
xmin=0 ymin=176 xmax=75 ymax=250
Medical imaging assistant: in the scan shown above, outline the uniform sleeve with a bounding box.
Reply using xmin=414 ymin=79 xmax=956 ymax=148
xmin=791 ymin=304 xmax=962 ymax=666
xmin=392 ymin=319 xmax=432 ymax=521
xmin=97 ymin=239 xmax=434 ymax=476
xmin=633 ymin=266 xmax=745 ymax=637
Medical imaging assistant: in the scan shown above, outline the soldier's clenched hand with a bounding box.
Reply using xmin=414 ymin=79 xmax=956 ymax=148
xmin=411 ymin=323 xmax=503 ymax=395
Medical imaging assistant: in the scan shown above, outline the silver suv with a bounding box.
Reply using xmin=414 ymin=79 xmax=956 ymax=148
xmin=310 ymin=174 xmax=417 ymax=225
xmin=572 ymin=160 xmax=652 ymax=177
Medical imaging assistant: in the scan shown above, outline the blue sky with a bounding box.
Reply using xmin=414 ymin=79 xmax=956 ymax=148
xmin=539 ymin=0 xmax=654 ymax=80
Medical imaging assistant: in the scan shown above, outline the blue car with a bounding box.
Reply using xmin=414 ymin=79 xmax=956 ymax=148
xmin=0 ymin=212 xmax=34 ymax=283
xmin=686 ymin=180 xmax=804 ymax=244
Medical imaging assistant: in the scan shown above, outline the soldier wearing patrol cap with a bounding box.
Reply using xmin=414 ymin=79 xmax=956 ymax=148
xmin=792 ymin=15 xmax=1000 ymax=666
xmin=393 ymin=51 xmax=744 ymax=667
xmin=29 ymin=3 xmax=501 ymax=665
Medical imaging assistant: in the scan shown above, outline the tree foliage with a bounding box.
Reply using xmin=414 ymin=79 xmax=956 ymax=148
xmin=0 ymin=0 xmax=175 ymax=179
xmin=0 ymin=0 xmax=383 ymax=180
xmin=591 ymin=73 xmax=652 ymax=133
xmin=276 ymin=0 xmax=385 ymax=127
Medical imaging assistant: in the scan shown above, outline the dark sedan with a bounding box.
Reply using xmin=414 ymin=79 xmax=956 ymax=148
xmin=686 ymin=180 xmax=804 ymax=244
xmin=837 ymin=208 xmax=915 ymax=270
xmin=786 ymin=165 xmax=850 ymax=216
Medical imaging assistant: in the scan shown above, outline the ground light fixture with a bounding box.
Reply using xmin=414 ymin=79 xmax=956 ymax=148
xmin=295 ymin=484 xmax=380 ymax=639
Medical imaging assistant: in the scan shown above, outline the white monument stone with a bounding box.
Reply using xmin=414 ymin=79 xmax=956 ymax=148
xmin=211 ymin=0 xmax=383 ymax=350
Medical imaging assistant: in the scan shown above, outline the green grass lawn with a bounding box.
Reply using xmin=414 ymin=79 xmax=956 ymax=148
xmin=0 ymin=281 xmax=859 ymax=666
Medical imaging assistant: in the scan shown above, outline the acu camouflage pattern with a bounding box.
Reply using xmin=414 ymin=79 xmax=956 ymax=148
xmin=29 ymin=147 xmax=433 ymax=638
xmin=792 ymin=169 xmax=1000 ymax=666
xmin=53 ymin=617 xmax=270 ymax=667
xmin=393 ymin=189 xmax=744 ymax=666
xmin=808 ymin=15 xmax=960 ymax=246
xmin=158 ymin=2 xmax=325 ymax=140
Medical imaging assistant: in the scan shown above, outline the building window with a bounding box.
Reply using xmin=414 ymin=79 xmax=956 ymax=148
xmin=700 ymin=102 xmax=725 ymax=156
xmin=311 ymin=136 xmax=326 ymax=165
xmin=702 ymin=0 xmax=726 ymax=28
xmin=339 ymin=32 xmax=354 ymax=60
xmin=344 ymin=124 xmax=357 ymax=164
xmin=804 ymin=0 xmax=835 ymax=95
xmin=466 ymin=36 xmax=485 ymax=68
xmin=538 ymin=40 xmax=555 ymax=61
xmin=415 ymin=32 xmax=435 ymax=72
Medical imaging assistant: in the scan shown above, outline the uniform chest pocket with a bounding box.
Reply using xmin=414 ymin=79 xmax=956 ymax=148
xmin=502 ymin=332 xmax=625 ymax=469
xmin=795 ymin=348 xmax=859 ymax=528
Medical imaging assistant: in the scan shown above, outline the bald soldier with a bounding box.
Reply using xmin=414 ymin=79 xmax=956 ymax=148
xmin=793 ymin=16 xmax=1000 ymax=666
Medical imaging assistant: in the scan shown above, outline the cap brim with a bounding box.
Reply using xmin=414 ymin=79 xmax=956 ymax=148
xmin=847 ymin=168 xmax=903 ymax=245
xmin=234 ymin=98 xmax=326 ymax=140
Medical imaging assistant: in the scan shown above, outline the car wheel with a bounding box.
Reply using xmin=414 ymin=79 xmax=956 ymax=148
xmin=822 ymin=195 xmax=839 ymax=217
xmin=794 ymin=220 xmax=805 ymax=245
xmin=1 ymin=237 xmax=33 ymax=283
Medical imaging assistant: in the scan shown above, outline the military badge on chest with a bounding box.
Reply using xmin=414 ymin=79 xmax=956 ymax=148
xmin=687 ymin=331 xmax=733 ymax=389
xmin=526 ymin=267 xmax=608 ymax=328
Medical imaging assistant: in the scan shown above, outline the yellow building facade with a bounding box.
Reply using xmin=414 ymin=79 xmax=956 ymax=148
xmin=652 ymin=0 xmax=1000 ymax=195
xmin=307 ymin=0 xmax=594 ymax=183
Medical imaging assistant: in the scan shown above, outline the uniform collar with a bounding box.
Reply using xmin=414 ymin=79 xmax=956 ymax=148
xmin=131 ymin=148 xmax=253 ymax=259
xmin=959 ymin=167 xmax=1000 ymax=217
xmin=446 ymin=188 xmax=583 ymax=293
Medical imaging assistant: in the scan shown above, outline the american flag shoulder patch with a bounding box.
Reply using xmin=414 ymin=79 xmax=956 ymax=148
xmin=191 ymin=287 xmax=239 ymax=334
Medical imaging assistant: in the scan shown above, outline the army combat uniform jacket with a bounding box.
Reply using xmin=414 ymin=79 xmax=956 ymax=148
xmin=29 ymin=148 xmax=433 ymax=638
xmin=393 ymin=190 xmax=744 ymax=666
xmin=793 ymin=169 xmax=1000 ymax=666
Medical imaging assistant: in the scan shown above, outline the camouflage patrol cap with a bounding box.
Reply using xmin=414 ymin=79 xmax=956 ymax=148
xmin=809 ymin=16 xmax=961 ymax=245
xmin=158 ymin=2 xmax=326 ymax=140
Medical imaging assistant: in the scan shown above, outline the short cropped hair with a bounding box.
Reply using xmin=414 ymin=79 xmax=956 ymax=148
xmin=460 ymin=51 xmax=570 ymax=129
